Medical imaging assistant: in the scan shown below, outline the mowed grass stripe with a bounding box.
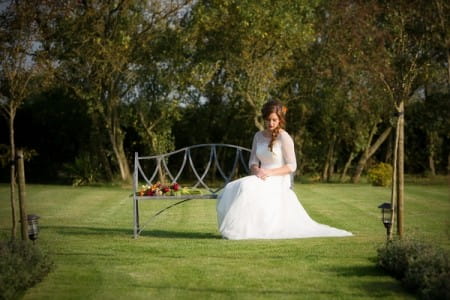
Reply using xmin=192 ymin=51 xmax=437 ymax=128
xmin=1 ymin=183 xmax=446 ymax=299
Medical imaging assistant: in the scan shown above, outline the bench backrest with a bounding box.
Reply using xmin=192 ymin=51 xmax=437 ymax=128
xmin=133 ymin=144 xmax=252 ymax=195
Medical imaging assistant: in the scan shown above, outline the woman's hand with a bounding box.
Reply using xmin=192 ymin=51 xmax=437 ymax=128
xmin=254 ymin=167 xmax=270 ymax=180
xmin=252 ymin=164 xmax=292 ymax=180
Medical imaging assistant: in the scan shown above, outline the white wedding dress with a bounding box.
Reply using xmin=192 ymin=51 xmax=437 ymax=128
xmin=216 ymin=130 xmax=352 ymax=240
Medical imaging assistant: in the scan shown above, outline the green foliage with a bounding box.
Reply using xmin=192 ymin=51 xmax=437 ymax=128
xmin=368 ymin=163 xmax=393 ymax=186
xmin=404 ymin=248 xmax=450 ymax=300
xmin=0 ymin=145 xmax=37 ymax=168
xmin=377 ymin=238 xmax=429 ymax=280
xmin=405 ymin=92 xmax=450 ymax=174
xmin=0 ymin=0 xmax=448 ymax=184
xmin=377 ymin=238 xmax=450 ymax=300
xmin=187 ymin=0 xmax=319 ymax=129
xmin=62 ymin=152 xmax=103 ymax=186
xmin=0 ymin=239 xmax=54 ymax=300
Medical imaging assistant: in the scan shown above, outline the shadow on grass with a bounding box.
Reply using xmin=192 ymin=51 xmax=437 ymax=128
xmin=141 ymin=230 xmax=222 ymax=239
xmin=43 ymin=226 xmax=221 ymax=240
xmin=130 ymin=284 xmax=337 ymax=298
xmin=130 ymin=270 xmax=408 ymax=298
xmin=331 ymin=264 xmax=385 ymax=277
xmin=328 ymin=264 xmax=411 ymax=297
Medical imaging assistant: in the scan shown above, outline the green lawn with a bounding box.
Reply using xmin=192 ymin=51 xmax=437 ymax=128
xmin=0 ymin=183 xmax=448 ymax=299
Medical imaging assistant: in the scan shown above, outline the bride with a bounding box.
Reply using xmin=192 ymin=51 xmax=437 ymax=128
xmin=216 ymin=100 xmax=352 ymax=240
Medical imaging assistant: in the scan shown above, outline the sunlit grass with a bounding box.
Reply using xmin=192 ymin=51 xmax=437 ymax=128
xmin=0 ymin=182 xmax=448 ymax=299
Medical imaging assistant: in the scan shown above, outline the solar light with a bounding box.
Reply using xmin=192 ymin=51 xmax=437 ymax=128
xmin=378 ymin=203 xmax=392 ymax=239
xmin=27 ymin=214 xmax=40 ymax=242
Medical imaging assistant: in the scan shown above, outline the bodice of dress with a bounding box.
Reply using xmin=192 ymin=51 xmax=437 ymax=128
xmin=248 ymin=130 xmax=297 ymax=172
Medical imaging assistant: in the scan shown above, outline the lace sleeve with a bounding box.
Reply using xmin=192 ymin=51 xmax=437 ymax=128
xmin=280 ymin=131 xmax=297 ymax=173
xmin=248 ymin=132 xmax=259 ymax=169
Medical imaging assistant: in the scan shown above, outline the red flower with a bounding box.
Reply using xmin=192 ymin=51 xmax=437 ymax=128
xmin=171 ymin=183 xmax=180 ymax=191
xmin=137 ymin=182 xmax=182 ymax=197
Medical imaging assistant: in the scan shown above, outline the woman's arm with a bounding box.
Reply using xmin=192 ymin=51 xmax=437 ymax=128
xmin=248 ymin=132 xmax=260 ymax=175
xmin=265 ymin=165 xmax=292 ymax=177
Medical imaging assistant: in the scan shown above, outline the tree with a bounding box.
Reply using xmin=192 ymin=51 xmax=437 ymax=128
xmin=0 ymin=0 xmax=51 ymax=238
xmin=406 ymin=85 xmax=450 ymax=175
xmin=279 ymin=2 xmax=393 ymax=181
xmin=37 ymin=0 xmax=191 ymax=182
xmin=431 ymin=0 xmax=450 ymax=87
xmin=421 ymin=0 xmax=450 ymax=174
xmin=327 ymin=0 xmax=439 ymax=237
xmin=186 ymin=0 xmax=318 ymax=130
xmin=373 ymin=1 xmax=439 ymax=238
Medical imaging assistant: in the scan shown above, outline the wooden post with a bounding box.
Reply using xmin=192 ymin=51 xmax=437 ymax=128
xmin=9 ymin=116 xmax=18 ymax=239
xmin=397 ymin=101 xmax=405 ymax=238
xmin=388 ymin=112 xmax=401 ymax=241
xmin=16 ymin=149 xmax=28 ymax=241
xmin=10 ymin=157 xmax=18 ymax=239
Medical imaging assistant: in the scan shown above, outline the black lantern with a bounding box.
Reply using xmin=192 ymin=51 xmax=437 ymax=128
xmin=378 ymin=203 xmax=392 ymax=238
xmin=27 ymin=214 xmax=40 ymax=242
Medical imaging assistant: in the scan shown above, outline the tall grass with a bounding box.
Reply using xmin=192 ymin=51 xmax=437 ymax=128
xmin=0 ymin=182 xmax=448 ymax=299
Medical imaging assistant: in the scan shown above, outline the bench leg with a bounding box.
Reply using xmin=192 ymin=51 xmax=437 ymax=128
xmin=133 ymin=197 xmax=140 ymax=238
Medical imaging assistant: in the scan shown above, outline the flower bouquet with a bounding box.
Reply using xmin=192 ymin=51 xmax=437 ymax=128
xmin=137 ymin=182 xmax=202 ymax=197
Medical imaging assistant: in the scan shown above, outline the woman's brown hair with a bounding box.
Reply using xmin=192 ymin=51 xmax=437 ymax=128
xmin=261 ymin=100 xmax=287 ymax=152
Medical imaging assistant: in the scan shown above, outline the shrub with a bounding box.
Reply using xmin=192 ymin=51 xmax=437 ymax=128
xmin=377 ymin=238 xmax=450 ymax=300
xmin=62 ymin=152 xmax=103 ymax=186
xmin=377 ymin=238 xmax=428 ymax=280
xmin=403 ymin=247 xmax=450 ymax=300
xmin=0 ymin=239 xmax=54 ymax=300
xmin=368 ymin=162 xmax=393 ymax=186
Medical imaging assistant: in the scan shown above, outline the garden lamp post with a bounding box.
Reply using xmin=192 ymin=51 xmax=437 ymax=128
xmin=378 ymin=203 xmax=392 ymax=240
xmin=27 ymin=214 xmax=40 ymax=242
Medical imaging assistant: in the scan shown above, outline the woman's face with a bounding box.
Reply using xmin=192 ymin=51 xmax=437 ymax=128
xmin=265 ymin=112 xmax=280 ymax=132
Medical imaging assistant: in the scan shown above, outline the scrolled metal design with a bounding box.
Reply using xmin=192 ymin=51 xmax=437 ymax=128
xmin=134 ymin=144 xmax=251 ymax=195
xmin=132 ymin=144 xmax=251 ymax=238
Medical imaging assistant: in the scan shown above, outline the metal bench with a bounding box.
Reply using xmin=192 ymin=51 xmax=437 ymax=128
xmin=132 ymin=144 xmax=251 ymax=238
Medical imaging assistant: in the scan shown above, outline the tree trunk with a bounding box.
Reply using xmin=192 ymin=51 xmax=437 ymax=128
xmin=328 ymin=145 xmax=337 ymax=180
xmin=352 ymin=153 xmax=367 ymax=184
xmin=109 ymin=129 xmax=131 ymax=183
xmin=16 ymin=149 xmax=28 ymax=241
xmin=388 ymin=109 xmax=401 ymax=241
xmin=448 ymin=152 xmax=450 ymax=176
xmin=322 ymin=161 xmax=329 ymax=182
xmin=340 ymin=152 xmax=356 ymax=183
xmin=100 ymin=96 xmax=131 ymax=183
xmin=447 ymin=46 xmax=450 ymax=88
xmin=384 ymin=131 xmax=393 ymax=164
xmin=322 ymin=134 xmax=336 ymax=182
xmin=427 ymin=131 xmax=437 ymax=176
xmin=397 ymin=101 xmax=405 ymax=238
xmin=328 ymin=159 xmax=336 ymax=180
xmin=137 ymin=113 xmax=168 ymax=183
xmin=9 ymin=108 xmax=18 ymax=239
xmin=428 ymin=154 xmax=436 ymax=176
xmin=352 ymin=124 xmax=376 ymax=184
xmin=352 ymin=126 xmax=392 ymax=183
xmin=100 ymin=146 xmax=114 ymax=181
xmin=254 ymin=115 xmax=264 ymax=131
xmin=91 ymin=115 xmax=114 ymax=181
xmin=443 ymin=40 xmax=450 ymax=88
xmin=137 ymin=110 xmax=162 ymax=153
xmin=293 ymin=131 xmax=305 ymax=176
